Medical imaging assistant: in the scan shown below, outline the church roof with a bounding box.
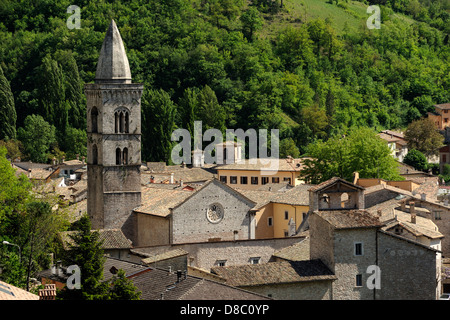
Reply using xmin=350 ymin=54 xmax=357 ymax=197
xmin=95 ymin=20 xmax=132 ymax=83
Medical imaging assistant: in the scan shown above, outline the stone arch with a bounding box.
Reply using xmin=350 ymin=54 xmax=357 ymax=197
xmin=114 ymin=107 xmax=130 ymax=133
xmin=116 ymin=147 xmax=122 ymax=165
xmin=122 ymin=147 xmax=128 ymax=165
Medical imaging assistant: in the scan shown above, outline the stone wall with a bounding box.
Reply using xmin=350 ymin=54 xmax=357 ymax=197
xmin=376 ymin=231 xmax=438 ymax=300
xmin=171 ymin=181 xmax=255 ymax=244
xmin=135 ymin=213 xmax=170 ymax=247
xmin=332 ymin=228 xmax=378 ymax=300
xmin=309 ymin=213 xmax=335 ymax=271
xmin=134 ymin=236 xmax=303 ymax=270
xmin=239 ymin=280 xmax=333 ymax=300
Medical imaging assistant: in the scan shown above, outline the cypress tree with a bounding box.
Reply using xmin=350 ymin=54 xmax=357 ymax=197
xmin=0 ymin=65 xmax=17 ymax=140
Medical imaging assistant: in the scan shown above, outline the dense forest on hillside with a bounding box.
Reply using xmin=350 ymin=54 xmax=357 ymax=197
xmin=0 ymin=0 xmax=449 ymax=164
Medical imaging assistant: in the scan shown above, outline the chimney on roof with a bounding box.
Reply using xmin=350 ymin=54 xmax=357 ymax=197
xmin=170 ymin=173 xmax=174 ymax=184
xmin=39 ymin=284 xmax=56 ymax=300
xmin=180 ymin=180 xmax=184 ymax=188
xmin=401 ymin=200 xmax=406 ymax=212
xmin=377 ymin=210 xmax=382 ymax=217
xmin=421 ymin=193 xmax=426 ymax=201
xmin=410 ymin=201 xmax=416 ymax=223
xmin=353 ymin=172 xmax=359 ymax=185
xmin=176 ymin=270 xmax=183 ymax=282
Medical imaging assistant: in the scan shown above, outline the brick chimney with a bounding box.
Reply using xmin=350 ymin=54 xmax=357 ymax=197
xmin=39 ymin=284 xmax=56 ymax=300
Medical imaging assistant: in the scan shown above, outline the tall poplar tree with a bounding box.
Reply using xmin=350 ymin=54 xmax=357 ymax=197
xmin=0 ymin=65 xmax=17 ymax=140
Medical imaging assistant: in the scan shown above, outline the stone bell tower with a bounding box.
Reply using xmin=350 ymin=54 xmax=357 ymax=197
xmin=86 ymin=20 xmax=143 ymax=243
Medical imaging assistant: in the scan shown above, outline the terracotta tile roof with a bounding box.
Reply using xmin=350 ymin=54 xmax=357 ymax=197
xmin=101 ymin=257 xmax=270 ymax=300
xmin=142 ymin=165 xmax=216 ymax=184
xmin=103 ymin=257 xmax=149 ymax=282
xmin=211 ymin=260 xmax=336 ymax=287
xmin=235 ymin=183 xmax=313 ymax=210
xmin=0 ymin=280 xmax=39 ymax=300
xmin=435 ymin=103 xmax=450 ymax=110
xmin=272 ymin=237 xmax=310 ymax=261
xmin=134 ymin=185 xmax=195 ymax=217
xmin=271 ymin=184 xmax=313 ymax=206
xmin=315 ymin=210 xmax=384 ymax=229
xmin=177 ymin=278 xmax=271 ymax=300
xmin=216 ymin=157 xmax=307 ymax=172
xmin=141 ymin=249 xmax=188 ymax=265
xmin=383 ymin=209 xmax=444 ymax=239
xmin=233 ymin=189 xmax=277 ymax=209
xmin=59 ymin=228 xmax=132 ymax=250
xmin=308 ymin=177 xmax=364 ymax=192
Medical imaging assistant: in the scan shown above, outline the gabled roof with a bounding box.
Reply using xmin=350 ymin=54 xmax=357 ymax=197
xmin=141 ymin=249 xmax=188 ymax=265
xmin=382 ymin=210 xmax=444 ymax=240
xmin=59 ymin=229 xmax=133 ymax=250
xmin=211 ymin=260 xmax=336 ymax=287
xmin=314 ymin=210 xmax=383 ymax=229
xmin=0 ymin=280 xmax=39 ymax=300
xmin=135 ymin=179 xmax=257 ymax=216
xmin=272 ymin=237 xmax=310 ymax=262
xmin=170 ymin=179 xmax=257 ymax=211
xmin=434 ymin=103 xmax=450 ymax=110
xmin=102 ymin=257 xmax=270 ymax=300
xmin=308 ymin=177 xmax=365 ymax=193
xmin=235 ymin=183 xmax=314 ymax=210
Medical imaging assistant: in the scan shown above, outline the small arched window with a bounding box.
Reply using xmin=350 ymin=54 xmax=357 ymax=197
xmin=92 ymin=144 xmax=98 ymax=165
xmin=114 ymin=108 xmax=130 ymax=133
xmin=91 ymin=107 xmax=99 ymax=133
xmin=122 ymin=148 xmax=128 ymax=165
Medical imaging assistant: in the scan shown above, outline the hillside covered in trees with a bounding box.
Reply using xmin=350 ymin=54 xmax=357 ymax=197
xmin=0 ymin=0 xmax=449 ymax=164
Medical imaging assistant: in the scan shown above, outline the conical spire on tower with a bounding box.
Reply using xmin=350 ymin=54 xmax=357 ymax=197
xmin=95 ymin=20 xmax=132 ymax=84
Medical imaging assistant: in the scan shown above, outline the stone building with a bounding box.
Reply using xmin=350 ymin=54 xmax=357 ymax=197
xmin=308 ymin=177 xmax=441 ymax=300
xmin=133 ymin=179 xmax=258 ymax=247
xmin=86 ymin=20 xmax=143 ymax=243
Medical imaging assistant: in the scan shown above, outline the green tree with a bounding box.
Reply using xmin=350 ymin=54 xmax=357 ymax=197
xmin=197 ymin=85 xmax=226 ymax=132
xmin=141 ymin=88 xmax=177 ymax=163
xmin=403 ymin=148 xmax=428 ymax=172
xmin=108 ymin=269 xmax=141 ymax=300
xmin=38 ymin=55 xmax=68 ymax=135
xmin=0 ymin=65 xmax=17 ymax=140
xmin=301 ymin=104 xmax=329 ymax=139
xmin=300 ymin=127 xmax=402 ymax=184
xmin=240 ymin=7 xmax=263 ymax=41
xmin=17 ymin=114 xmax=56 ymax=163
xmin=0 ymin=146 xmax=32 ymax=227
xmin=404 ymin=117 xmax=444 ymax=157
xmin=59 ymin=215 xmax=108 ymax=300
xmin=0 ymin=139 xmax=23 ymax=162
xmin=279 ymin=137 xmax=300 ymax=158
xmin=61 ymin=127 xmax=87 ymax=160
